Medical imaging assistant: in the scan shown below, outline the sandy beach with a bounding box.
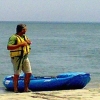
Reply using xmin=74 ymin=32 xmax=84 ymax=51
xmin=0 ymin=88 xmax=100 ymax=100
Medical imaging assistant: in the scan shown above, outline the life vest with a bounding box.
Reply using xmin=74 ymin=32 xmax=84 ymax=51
xmin=10 ymin=34 xmax=31 ymax=57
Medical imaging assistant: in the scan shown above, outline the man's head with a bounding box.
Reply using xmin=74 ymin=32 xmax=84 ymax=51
xmin=16 ymin=24 xmax=27 ymax=34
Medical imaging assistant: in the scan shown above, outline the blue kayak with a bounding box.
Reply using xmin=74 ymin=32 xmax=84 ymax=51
xmin=3 ymin=72 xmax=91 ymax=91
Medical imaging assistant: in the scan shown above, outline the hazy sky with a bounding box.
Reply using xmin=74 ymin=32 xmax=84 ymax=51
xmin=0 ymin=0 xmax=100 ymax=22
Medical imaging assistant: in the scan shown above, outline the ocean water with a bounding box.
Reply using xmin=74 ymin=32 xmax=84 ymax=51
xmin=0 ymin=21 xmax=100 ymax=93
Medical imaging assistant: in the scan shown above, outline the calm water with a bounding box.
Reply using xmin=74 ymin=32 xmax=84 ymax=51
xmin=0 ymin=21 xmax=100 ymax=93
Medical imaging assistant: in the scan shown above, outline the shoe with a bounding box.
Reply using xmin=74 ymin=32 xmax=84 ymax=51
xmin=24 ymin=88 xmax=32 ymax=92
xmin=14 ymin=90 xmax=19 ymax=93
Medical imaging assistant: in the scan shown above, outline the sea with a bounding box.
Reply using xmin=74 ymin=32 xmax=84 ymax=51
xmin=0 ymin=21 xmax=100 ymax=93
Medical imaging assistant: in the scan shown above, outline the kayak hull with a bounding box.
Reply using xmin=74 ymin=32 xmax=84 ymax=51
xmin=3 ymin=72 xmax=91 ymax=91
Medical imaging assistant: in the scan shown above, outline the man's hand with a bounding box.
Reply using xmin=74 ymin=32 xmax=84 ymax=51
xmin=25 ymin=39 xmax=32 ymax=45
xmin=19 ymin=41 xmax=28 ymax=46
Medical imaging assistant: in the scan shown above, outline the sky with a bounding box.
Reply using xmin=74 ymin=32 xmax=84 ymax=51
xmin=0 ymin=0 xmax=100 ymax=22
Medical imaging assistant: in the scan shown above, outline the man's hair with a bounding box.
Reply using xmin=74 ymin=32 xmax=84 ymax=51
xmin=16 ymin=24 xmax=26 ymax=33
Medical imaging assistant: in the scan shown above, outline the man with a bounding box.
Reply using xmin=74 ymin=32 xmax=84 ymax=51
xmin=7 ymin=24 xmax=32 ymax=93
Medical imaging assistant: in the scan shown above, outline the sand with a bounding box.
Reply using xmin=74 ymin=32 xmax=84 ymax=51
xmin=0 ymin=88 xmax=100 ymax=100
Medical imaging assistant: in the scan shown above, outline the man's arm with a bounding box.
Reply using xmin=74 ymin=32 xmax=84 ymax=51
xmin=7 ymin=36 xmax=28 ymax=50
xmin=7 ymin=42 xmax=28 ymax=50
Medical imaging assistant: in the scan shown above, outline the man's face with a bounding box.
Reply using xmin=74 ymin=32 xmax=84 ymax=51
xmin=22 ymin=27 xmax=27 ymax=34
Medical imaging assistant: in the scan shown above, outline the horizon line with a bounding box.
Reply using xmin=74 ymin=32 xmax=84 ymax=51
xmin=0 ymin=21 xmax=100 ymax=23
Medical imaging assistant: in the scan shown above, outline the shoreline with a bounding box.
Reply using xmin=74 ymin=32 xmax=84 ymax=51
xmin=0 ymin=88 xmax=100 ymax=100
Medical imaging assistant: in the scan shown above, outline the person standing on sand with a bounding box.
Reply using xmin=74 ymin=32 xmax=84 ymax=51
xmin=7 ymin=24 xmax=32 ymax=93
